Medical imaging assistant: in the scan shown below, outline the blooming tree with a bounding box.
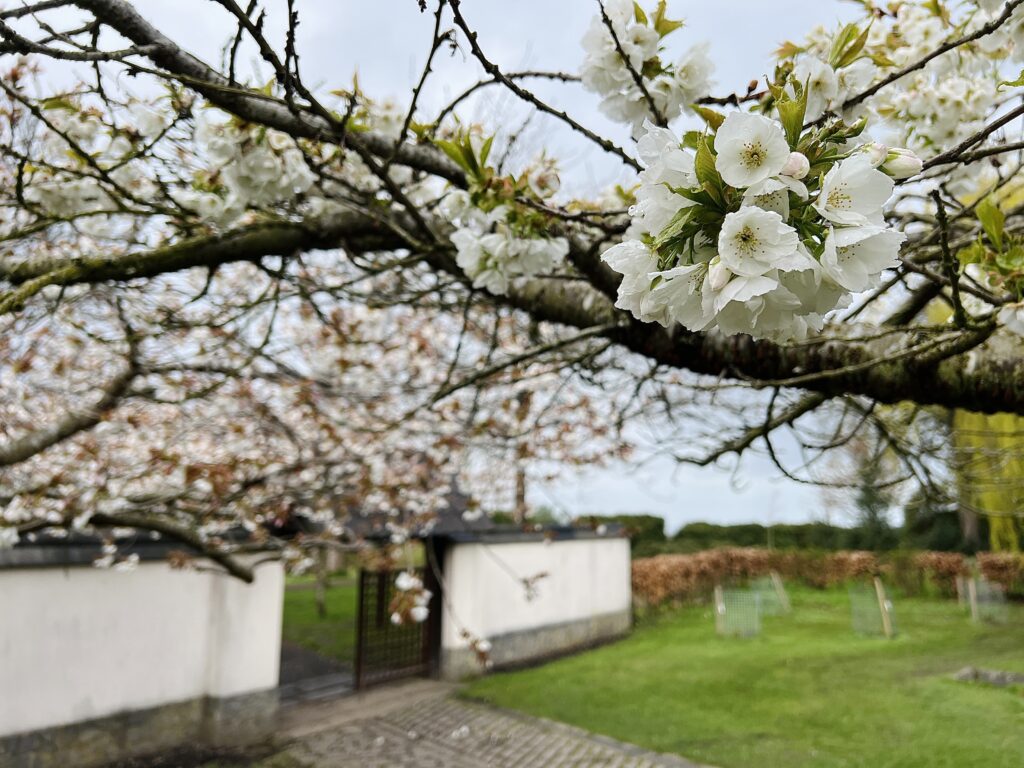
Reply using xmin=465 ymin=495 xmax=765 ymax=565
xmin=3 ymin=0 xmax=1024 ymax=577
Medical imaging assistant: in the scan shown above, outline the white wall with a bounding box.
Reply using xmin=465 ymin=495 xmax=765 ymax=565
xmin=441 ymin=537 xmax=631 ymax=650
xmin=0 ymin=558 xmax=283 ymax=737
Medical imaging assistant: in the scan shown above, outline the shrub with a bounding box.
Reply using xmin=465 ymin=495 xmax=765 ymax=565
xmin=579 ymin=514 xmax=665 ymax=547
xmin=978 ymin=552 xmax=1024 ymax=595
xmin=913 ymin=551 xmax=968 ymax=596
xmin=631 ymin=548 xmax=976 ymax=607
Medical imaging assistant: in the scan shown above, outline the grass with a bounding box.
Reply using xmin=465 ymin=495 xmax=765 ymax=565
xmin=281 ymin=577 xmax=358 ymax=665
xmin=464 ymin=588 xmax=1024 ymax=768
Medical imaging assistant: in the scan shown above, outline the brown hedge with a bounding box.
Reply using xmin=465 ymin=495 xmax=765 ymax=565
xmin=631 ymin=548 xmax=985 ymax=607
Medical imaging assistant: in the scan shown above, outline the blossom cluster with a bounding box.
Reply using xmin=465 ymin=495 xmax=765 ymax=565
xmin=445 ymin=192 xmax=568 ymax=295
xmin=21 ymin=102 xmax=166 ymax=234
xmin=180 ymin=114 xmax=317 ymax=225
xmin=437 ymin=134 xmax=569 ymax=295
xmin=779 ymin=1 xmax=1017 ymax=198
xmin=390 ymin=570 xmax=432 ymax=624
xmin=580 ymin=0 xmax=713 ymax=136
xmin=603 ymin=105 xmax=915 ymax=342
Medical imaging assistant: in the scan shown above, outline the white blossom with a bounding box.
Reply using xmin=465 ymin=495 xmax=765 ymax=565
xmin=450 ymin=206 xmax=567 ymax=296
xmin=631 ymin=123 xmax=696 ymax=236
xmin=129 ymin=103 xmax=170 ymax=139
xmin=998 ymin=303 xmax=1024 ymax=336
xmin=410 ymin=605 xmax=430 ymax=623
xmin=602 ymin=239 xmax=659 ymax=319
xmin=793 ymin=57 xmax=839 ymax=120
xmin=814 ymin=155 xmax=893 ymax=226
xmin=395 ymin=570 xmax=422 ymax=591
xmin=713 ymin=112 xmax=790 ymax=189
xmin=742 ymin=176 xmax=807 ymax=219
xmin=640 ymin=262 xmax=713 ymax=331
xmin=821 ymin=226 xmax=905 ymax=292
xmin=718 ymin=207 xmax=801 ymax=277
xmin=579 ymin=4 xmax=713 ymax=135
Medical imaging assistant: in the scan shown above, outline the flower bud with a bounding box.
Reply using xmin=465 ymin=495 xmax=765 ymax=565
xmin=266 ymin=129 xmax=293 ymax=151
xmin=708 ymin=257 xmax=731 ymax=291
xmin=859 ymin=141 xmax=888 ymax=167
xmin=881 ymin=147 xmax=923 ymax=179
xmin=780 ymin=151 xmax=810 ymax=179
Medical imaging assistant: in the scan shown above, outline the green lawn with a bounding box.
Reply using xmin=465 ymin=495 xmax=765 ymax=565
xmin=464 ymin=588 xmax=1024 ymax=768
xmin=281 ymin=578 xmax=358 ymax=665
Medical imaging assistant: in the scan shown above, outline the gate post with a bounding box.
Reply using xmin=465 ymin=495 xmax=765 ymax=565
xmin=423 ymin=535 xmax=447 ymax=678
xmin=354 ymin=569 xmax=367 ymax=690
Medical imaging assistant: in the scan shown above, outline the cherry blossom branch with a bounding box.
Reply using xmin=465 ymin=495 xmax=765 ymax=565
xmin=87 ymin=512 xmax=258 ymax=582
xmin=69 ymin=0 xmax=467 ymax=184
xmin=0 ymin=362 xmax=136 ymax=466
xmin=924 ymin=101 xmax=1024 ymax=169
xmin=597 ymin=0 xmax=666 ymax=126
xmin=842 ymin=0 xmax=1024 ymax=111
xmin=447 ymin=0 xmax=641 ymax=171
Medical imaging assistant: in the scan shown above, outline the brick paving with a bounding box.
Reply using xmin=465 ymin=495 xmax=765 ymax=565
xmin=277 ymin=680 xmax=705 ymax=768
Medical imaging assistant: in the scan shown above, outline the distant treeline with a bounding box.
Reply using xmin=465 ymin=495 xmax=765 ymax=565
xmin=577 ymin=511 xmax=983 ymax=558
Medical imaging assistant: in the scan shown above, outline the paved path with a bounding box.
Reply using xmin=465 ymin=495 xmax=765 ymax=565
xmin=276 ymin=679 xmax=705 ymax=768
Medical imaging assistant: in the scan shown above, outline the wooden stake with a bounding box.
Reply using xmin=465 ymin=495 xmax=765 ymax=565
xmin=873 ymin=577 xmax=894 ymax=639
xmin=770 ymin=571 xmax=791 ymax=613
xmin=714 ymin=584 xmax=725 ymax=634
xmin=968 ymin=577 xmax=979 ymax=622
xmin=955 ymin=575 xmax=965 ymax=607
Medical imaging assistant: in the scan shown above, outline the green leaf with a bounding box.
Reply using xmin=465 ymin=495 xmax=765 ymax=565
xmin=652 ymin=0 xmax=684 ymax=37
xmin=775 ymin=41 xmax=805 ymax=59
xmin=828 ymin=23 xmax=862 ymax=68
xmin=672 ymin=186 xmax=718 ymax=208
xmin=999 ymin=69 xmax=1024 ymax=90
xmin=479 ymin=135 xmax=494 ymax=168
xmin=996 ymin=246 xmax=1024 ymax=273
xmin=435 ymin=139 xmax=471 ymax=173
xmin=869 ymin=51 xmax=896 ymax=68
xmin=691 ymin=105 xmax=725 ymax=131
xmin=835 ymin=23 xmax=871 ymax=69
xmin=40 ymin=97 xmax=78 ymax=112
xmin=694 ymin=135 xmax=724 ymax=207
xmin=976 ymin=197 xmax=1005 ymax=251
xmin=956 ymin=240 xmax=987 ymax=266
xmin=775 ymin=81 xmax=808 ymax=149
xmin=641 ymin=58 xmax=665 ymax=79
xmin=652 ymin=206 xmax=694 ymax=251
xmin=681 ymin=130 xmax=703 ymax=150
xmin=633 ymin=2 xmax=648 ymax=25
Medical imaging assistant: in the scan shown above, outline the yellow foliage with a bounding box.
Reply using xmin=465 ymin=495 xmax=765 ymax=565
xmin=952 ymin=410 xmax=1024 ymax=551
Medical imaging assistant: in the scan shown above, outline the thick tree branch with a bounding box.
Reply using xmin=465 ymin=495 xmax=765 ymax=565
xmin=0 ymin=212 xmax=403 ymax=288
xmin=5 ymin=209 xmax=1024 ymax=415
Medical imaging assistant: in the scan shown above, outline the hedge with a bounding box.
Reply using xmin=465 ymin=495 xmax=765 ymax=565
xmin=629 ymin=548 xmax=1011 ymax=607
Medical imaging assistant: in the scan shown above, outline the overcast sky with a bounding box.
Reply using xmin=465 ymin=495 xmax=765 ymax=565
xmin=106 ymin=0 xmax=865 ymax=531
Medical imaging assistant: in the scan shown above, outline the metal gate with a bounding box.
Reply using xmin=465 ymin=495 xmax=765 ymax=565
xmin=354 ymin=567 xmax=434 ymax=689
